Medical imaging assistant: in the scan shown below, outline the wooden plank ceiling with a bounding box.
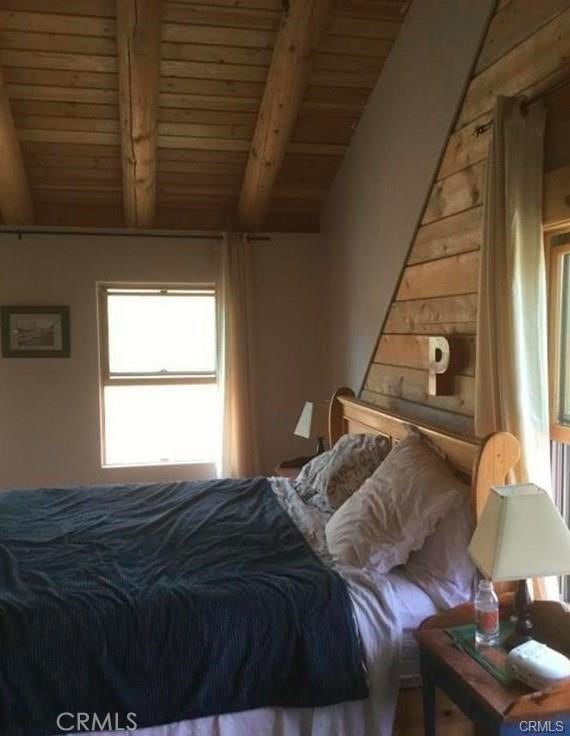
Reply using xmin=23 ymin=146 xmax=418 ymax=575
xmin=0 ymin=0 xmax=410 ymax=232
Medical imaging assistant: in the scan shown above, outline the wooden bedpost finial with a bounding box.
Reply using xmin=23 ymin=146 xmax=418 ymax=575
xmin=328 ymin=387 xmax=354 ymax=447
xmin=473 ymin=432 xmax=520 ymax=518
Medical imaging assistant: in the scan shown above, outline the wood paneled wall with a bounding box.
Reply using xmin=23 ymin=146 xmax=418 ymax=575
xmin=361 ymin=0 xmax=570 ymax=437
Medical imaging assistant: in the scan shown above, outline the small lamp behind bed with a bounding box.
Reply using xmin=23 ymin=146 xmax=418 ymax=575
xmin=294 ymin=400 xmax=329 ymax=455
xmin=277 ymin=400 xmax=330 ymax=472
xmin=468 ymin=483 xmax=570 ymax=650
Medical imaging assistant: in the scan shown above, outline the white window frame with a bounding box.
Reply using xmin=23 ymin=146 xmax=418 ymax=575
xmin=97 ymin=282 xmax=218 ymax=467
xmin=546 ymin=226 xmax=570 ymax=443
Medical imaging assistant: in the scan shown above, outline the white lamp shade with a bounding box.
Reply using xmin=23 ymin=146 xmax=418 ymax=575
xmin=468 ymin=483 xmax=570 ymax=581
xmin=294 ymin=401 xmax=328 ymax=440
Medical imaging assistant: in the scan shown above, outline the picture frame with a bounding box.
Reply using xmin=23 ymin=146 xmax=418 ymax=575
xmin=1 ymin=306 xmax=71 ymax=358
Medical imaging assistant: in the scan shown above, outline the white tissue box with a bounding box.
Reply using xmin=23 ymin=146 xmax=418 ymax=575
xmin=506 ymin=639 xmax=570 ymax=690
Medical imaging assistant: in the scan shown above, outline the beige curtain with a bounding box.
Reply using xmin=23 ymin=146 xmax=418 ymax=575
xmin=475 ymin=96 xmax=556 ymax=598
xmin=219 ymin=232 xmax=260 ymax=478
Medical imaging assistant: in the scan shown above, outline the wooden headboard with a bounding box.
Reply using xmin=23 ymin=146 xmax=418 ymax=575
xmin=328 ymin=387 xmax=520 ymax=520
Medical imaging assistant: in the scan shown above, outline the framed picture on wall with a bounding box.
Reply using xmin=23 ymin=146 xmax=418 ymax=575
xmin=1 ymin=306 xmax=70 ymax=358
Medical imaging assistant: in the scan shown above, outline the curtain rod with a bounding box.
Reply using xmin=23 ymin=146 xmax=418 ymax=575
xmin=473 ymin=76 xmax=570 ymax=138
xmin=0 ymin=227 xmax=271 ymax=242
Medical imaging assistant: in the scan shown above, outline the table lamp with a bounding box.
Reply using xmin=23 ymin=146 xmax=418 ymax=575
xmin=294 ymin=400 xmax=328 ymax=455
xmin=468 ymin=483 xmax=570 ymax=650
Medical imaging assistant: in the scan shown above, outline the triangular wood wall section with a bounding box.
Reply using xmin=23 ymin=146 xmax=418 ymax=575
xmin=361 ymin=0 xmax=570 ymax=437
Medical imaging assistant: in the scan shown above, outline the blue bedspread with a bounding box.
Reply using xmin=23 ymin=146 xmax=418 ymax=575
xmin=0 ymin=477 xmax=368 ymax=735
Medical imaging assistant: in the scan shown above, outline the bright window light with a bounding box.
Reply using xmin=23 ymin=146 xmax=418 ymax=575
xmin=558 ymin=253 xmax=570 ymax=426
xmin=104 ymin=384 xmax=220 ymax=466
xmin=99 ymin=286 xmax=219 ymax=467
xmin=107 ymin=292 xmax=216 ymax=375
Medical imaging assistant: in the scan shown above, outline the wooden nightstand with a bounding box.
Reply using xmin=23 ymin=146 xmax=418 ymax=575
xmin=415 ymin=600 xmax=570 ymax=735
xmin=273 ymin=464 xmax=302 ymax=479
xmin=273 ymin=455 xmax=313 ymax=480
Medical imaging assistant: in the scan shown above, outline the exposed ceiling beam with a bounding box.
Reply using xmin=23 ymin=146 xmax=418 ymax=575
xmin=0 ymin=68 xmax=34 ymax=225
xmin=237 ymin=0 xmax=332 ymax=230
xmin=116 ymin=0 xmax=161 ymax=229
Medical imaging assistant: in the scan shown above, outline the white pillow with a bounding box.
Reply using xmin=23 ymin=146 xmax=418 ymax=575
xmin=405 ymin=495 xmax=476 ymax=610
xmin=325 ymin=433 xmax=465 ymax=573
xmin=295 ymin=433 xmax=389 ymax=510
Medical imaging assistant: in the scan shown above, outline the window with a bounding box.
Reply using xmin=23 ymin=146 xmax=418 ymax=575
xmin=547 ymin=228 xmax=570 ymax=601
xmin=548 ymin=230 xmax=570 ymax=443
xmin=551 ymin=440 xmax=570 ymax=601
xmin=99 ymin=285 xmax=220 ymax=467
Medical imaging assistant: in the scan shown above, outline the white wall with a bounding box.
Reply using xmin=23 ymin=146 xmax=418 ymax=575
xmin=251 ymin=233 xmax=328 ymax=473
xmin=0 ymin=231 xmax=324 ymax=489
xmin=323 ymin=0 xmax=495 ymax=392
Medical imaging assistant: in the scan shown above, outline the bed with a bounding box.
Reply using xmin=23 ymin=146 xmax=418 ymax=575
xmin=0 ymin=388 xmax=520 ymax=736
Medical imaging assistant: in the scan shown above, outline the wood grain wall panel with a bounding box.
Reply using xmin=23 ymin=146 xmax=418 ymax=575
xmin=33 ymin=188 xmax=122 ymax=204
xmin=383 ymin=295 xmax=478 ymax=335
xmin=327 ymin=16 xmax=400 ymax=39
xmin=314 ymin=53 xmax=387 ymax=74
xmin=29 ymin=168 xmax=121 ymax=185
xmin=366 ymin=363 xmax=475 ymax=416
xmin=544 ymin=163 xmax=570 ymax=226
xmin=545 ymin=121 xmax=570 ymax=172
xmin=160 ymin=77 xmax=264 ymax=100
xmin=395 ymin=251 xmax=480 ymax=301
xmin=15 ymin=117 xmax=119 ymax=134
xmin=162 ymin=24 xmax=274 ymax=48
xmin=21 ymin=141 xmax=120 ymax=158
xmin=159 ymin=94 xmax=261 ymax=114
xmin=0 ymin=30 xmax=116 ymax=56
xmin=34 ymin=201 xmax=319 ymax=233
xmin=158 ymin=121 xmax=254 ymax=140
xmin=0 ymin=0 xmax=406 ymax=231
xmin=156 ymin=148 xmax=248 ymax=165
xmin=302 ymin=85 xmax=370 ymax=110
xmin=1 ymin=50 xmax=116 ymax=74
xmin=4 ymin=68 xmax=117 ymax=91
xmin=11 ymin=100 xmax=118 ymax=120
xmin=408 ymin=206 xmax=483 ymax=264
xmin=544 ymin=80 xmax=570 ymax=171
xmin=19 ymin=129 xmax=120 ymax=146
xmin=458 ymin=8 xmax=570 ymax=128
xmin=162 ymin=3 xmax=281 ymax=30
xmin=158 ymin=108 xmax=257 ymax=127
xmin=0 ymin=0 xmax=114 ymax=16
xmin=474 ymin=0 xmax=570 ymax=73
xmin=0 ymin=11 xmax=114 ymax=37
xmin=422 ymin=163 xmax=485 ymax=224
xmin=7 ymin=85 xmax=118 ymax=106
xmin=437 ymin=113 xmax=491 ymax=179
xmin=160 ymin=60 xmax=268 ymax=83
xmin=373 ymin=335 xmax=476 ymax=376
xmin=25 ymin=156 xmax=122 ymax=171
xmin=161 ymin=41 xmax=271 ymax=66
xmin=319 ymin=35 xmax=394 ymax=57
xmin=360 ymin=0 xmax=570 ymax=436
xmin=360 ymin=389 xmax=475 ymax=437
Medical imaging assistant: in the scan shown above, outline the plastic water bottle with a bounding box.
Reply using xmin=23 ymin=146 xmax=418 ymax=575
xmin=475 ymin=579 xmax=499 ymax=647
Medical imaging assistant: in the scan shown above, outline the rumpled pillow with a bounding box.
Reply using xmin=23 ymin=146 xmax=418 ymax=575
xmin=295 ymin=433 xmax=390 ymax=511
xmin=405 ymin=494 xmax=476 ymax=610
xmin=325 ymin=432 xmax=465 ymax=572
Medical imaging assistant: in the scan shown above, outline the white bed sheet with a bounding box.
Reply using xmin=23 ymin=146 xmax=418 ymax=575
xmin=386 ymin=568 xmax=438 ymax=687
xmin=66 ymin=478 xmax=438 ymax=736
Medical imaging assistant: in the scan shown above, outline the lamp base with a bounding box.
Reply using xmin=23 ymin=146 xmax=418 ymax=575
xmin=504 ymin=579 xmax=534 ymax=651
xmin=316 ymin=436 xmax=326 ymax=455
